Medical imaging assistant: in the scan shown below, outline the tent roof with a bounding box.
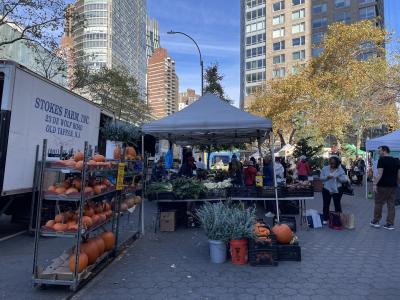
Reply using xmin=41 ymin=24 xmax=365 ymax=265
xmin=366 ymin=129 xmax=400 ymax=151
xmin=142 ymin=93 xmax=272 ymax=145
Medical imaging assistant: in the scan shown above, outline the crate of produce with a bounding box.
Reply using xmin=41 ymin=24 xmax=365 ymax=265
xmin=229 ymin=187 xmax=257 ymax=198
xmin=283 ymin=186 xmax=314 ymax=197
xmin=203 ymin=189 xmax=227 ymax=199
xmin=249 ymin=234 xmax=277 ymax=250
xmin=276 ymin=244 xmax=301 ymax=261
xmin=249 ymin=246 xmax=279 ymax=266
xmin=274 ymin=215 xmax=297 ymax=232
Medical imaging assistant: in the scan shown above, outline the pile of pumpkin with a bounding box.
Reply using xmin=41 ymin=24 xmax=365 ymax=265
xmin=54 ymin=152 xmax=115 ymax=171
xmin=44 ymin=201 xmax=113 ymax=232
xmin=69 ymin=231 xmax=116 ymax=273
xmin=254 ymin=222 xmax=295 ymax=245
xmin=47 ymin=176 xmax=114 ymax=197
xmin=120 ymin=196 xmax=142 ymax=211
xmin=113 ymin=146 xmax=137 ymax=161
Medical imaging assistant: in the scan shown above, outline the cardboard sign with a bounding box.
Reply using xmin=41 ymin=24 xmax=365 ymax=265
xmin=116 ymin=163 xmax=126 ymax=190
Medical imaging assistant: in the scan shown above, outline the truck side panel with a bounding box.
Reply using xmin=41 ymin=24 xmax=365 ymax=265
xmin=2 ymin=67 xmax=101 ymax=195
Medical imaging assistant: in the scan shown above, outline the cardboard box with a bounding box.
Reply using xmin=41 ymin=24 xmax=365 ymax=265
xmin=160 ymin=211 xmax=176 ymax=232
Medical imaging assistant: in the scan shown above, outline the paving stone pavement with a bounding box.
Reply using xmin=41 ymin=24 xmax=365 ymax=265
xmin=71 ymin=187 xmax=400 ymax=300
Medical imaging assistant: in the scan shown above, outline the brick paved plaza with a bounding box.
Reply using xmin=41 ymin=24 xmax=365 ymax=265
xmin=0 ymin=186 xmax=399 ymax=300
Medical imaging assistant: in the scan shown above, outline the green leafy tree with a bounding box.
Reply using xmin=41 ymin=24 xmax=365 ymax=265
xmin=204 ymin=63 xmax=231 ymax=103
xmin=72 ymin=64 xmax=150 ymax=124
xmin=293 ymin=138 xmax=323 ymax=170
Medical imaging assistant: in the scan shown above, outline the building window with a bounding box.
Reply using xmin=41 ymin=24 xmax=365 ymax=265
xmin=273 ymin=14 xmax=285 ymax=25
xmin=246 ymin=33 xmax=266 ymax=46
xmin=246 ymin=46 xmax=266 ymax=58
xmin=292 ymin=9 xmax=305 ymax=20
xmin=312 ymin=32 xmax=325 ymax=45
xmin=358 ymin=0 xmax=375 ymax=4
xmin=292 ymin=23 xmax=305 ymax=34
xmin=246 ymin=21 xmax=265 ymax=33
xmin=246 ymin=7 xmax=266 ymax=21
xmin=273 ymin=27 xmax=285 ymax=38
xmin=273 ymin=40 xmax=285 ymax=51
xmin=292 ymin=36 xmax=305 ymax=47
xmin=335 ymin=11 xmax=352 ymax=23
xmin=273 ymin=1 xmax=285 ymax=12
xmin=312 ymin=48 xmax=324 ymax=57
xmin=359 ymin=6 xmax=376 ymax=19
xmin=273 ymin=54 xmax=285 ymax=64
xmin=358 ymin=51 xmax=375 ymax=61
xmin=272 ymin=67 xmax=285 ymax=78
xmin=293 ymin=50 xmax=306 ymax=60
xmin=335 ymin=0 xmax=350 ymax=8
xmin=312 ymin=17 xmax=327 ymax=29
xmin=246 ymin=59 xmax=266 ymax=70
xmin=246 ymin=0 xmax=266 ymax=9
xmin=246 ymin=71 xmax=266 ymax=83
xmin=292 ymin=0 xmax=305 ymax=5
xmin=313 ymin=3 xmax=327 ymax=14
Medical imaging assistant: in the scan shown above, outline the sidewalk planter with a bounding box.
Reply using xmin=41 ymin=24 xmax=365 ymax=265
xmin=230 ymin=239 xmax=248 ymax=265
xmin=209 ymin=240 xmax=227 ymax=263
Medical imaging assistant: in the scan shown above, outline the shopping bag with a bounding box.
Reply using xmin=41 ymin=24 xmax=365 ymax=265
xmin=306 ymin=209 xmax=322 ymax=229
xmin=340 ymin=213 xmax=355 ymax=229
xmin=342 ymin=182 xmax=354 ymax=196
xmin=329 ymin=212 xmax=343 ymax=230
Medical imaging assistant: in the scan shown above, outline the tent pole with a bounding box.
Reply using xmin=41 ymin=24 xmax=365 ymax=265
xmin=270 ymin=131 xmax=280 ymax=222
xmin=365 ymin=151 xmax=369 ymax=200
xmin=141 ymin=134 xmax=145 ymax=235
xmin=257 ymin=137 xmax=262 ymax=160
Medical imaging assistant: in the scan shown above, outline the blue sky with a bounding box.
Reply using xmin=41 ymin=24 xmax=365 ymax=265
xmin=384 ymin=0 xmax=400 ymax=58
xmin=147 ymin=0 xmax=240 ymax=105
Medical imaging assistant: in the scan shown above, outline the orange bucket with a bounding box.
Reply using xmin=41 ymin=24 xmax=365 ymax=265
xmin=230 ymin=239 xmax=248 ymax=265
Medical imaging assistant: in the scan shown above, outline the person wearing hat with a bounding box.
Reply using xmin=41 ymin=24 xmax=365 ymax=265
xmin=243 ymin=160 xmax=257 ymax=186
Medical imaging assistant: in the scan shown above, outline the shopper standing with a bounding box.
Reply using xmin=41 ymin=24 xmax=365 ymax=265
xmin=320 ymin=156 xmax=349 ymax=224
xmin=297 ymin=156 xmax=311 ymax=181
xmin=370 ymin=146 xmax=400 ymax=230
xmin=243 ymin=161 xmax=257 ymax=186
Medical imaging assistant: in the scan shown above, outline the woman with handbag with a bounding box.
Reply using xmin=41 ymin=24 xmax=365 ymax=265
xmin=320 ymin=156 xmax=350 ymax=225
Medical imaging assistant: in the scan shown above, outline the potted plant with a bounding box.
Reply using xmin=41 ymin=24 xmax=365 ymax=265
xmin=196 ymin=202 xmax=229 ymax=263
xmin=226 ymin=203 xmax=256 ymax=265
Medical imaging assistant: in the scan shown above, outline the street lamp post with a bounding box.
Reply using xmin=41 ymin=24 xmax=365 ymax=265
xmin=167 ymin=30 xmax=204 ymax=96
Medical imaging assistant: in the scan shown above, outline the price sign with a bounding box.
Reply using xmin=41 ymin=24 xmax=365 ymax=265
xmin=116 ymin=163 xmax=126 ymax=190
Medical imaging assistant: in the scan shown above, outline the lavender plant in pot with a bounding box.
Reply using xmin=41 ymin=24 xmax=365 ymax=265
xmin=196 ymin=202 xmax=229 ymax=263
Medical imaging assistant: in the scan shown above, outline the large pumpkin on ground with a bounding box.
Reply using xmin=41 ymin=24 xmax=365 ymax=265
xmin=272 ymin=224 xmax=293 ymax=244
xmin=68 ymin=252 xmax=88 ymax=273
xmin=100 ymin=231 xmax=116 ymax=251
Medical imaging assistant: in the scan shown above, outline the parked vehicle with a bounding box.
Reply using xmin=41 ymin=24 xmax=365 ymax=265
xmin=0 ymin=60 xmax=112 ymax=224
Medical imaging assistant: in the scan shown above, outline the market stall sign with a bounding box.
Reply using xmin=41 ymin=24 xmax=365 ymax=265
xmin=116 ymin=163 xmax=126 ymax=190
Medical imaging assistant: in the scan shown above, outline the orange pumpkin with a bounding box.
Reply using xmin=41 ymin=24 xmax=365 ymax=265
xmin=68 ymin=252 xmax=88 ymax=273
xmin=65 ymin=187 xmax=79 ymax=195
xmin=54 ymin=214 xmax=65 ymax=223
xmin=63 ymin=159 xmax=77 ymax=168
xmin=113 ymin=148 xmax=123 ymax=160
xmin=72 ymin=178 xmax=82 ymax=190
xmin=75 ymin=160 xmax=84 ymax=171
xmin=82 ymin=216 xmax=93 ymax=228
xmin=100 ymin=231 xmax=115 ymax=251
xmin=74 ymin=151 xmax=84 ymax=162
xmin=92 ymin=237 xmax=105 ymax=256
xmin=87 ymin=160 xmax=97 ymax=167
xmin=84 ymin=207 xmax=95 ymax=217
xmin=81 ymin=240 xmax=99 ymax=265
xmin=55 ymin=186 xmax=66 ymax=195
xmin=47 ymin=185 xmax=56 ymax=193
xmin=272 ymin=224 xmax=293 ymax=244
xmin=84 ymin=186 xmax=94 ymax=194
xmin=126 ymin=147 xmax=136 ymax=159
xmin=45 ymin=220 xmax=55 ymax=228
xmin=94 ymin=185 xmax=103 ymax=195
xmin=93 ymin=154 xmax=106 ymax=162
xmin=98 ymin=213 xmax=107 ymax=222
xmin=102 ymin=178 xmax=112 ymax=187
xmin=91 ymin=214 xmax=100 ymax=224
xmin=53 ymin=223 xmax=68 ymax=232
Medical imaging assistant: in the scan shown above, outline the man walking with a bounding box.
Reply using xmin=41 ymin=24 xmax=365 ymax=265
xmin=370 ymin=146 xmax=400 ymax=230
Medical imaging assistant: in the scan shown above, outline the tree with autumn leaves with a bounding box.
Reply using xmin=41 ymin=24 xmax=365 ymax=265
xmin=250 ymin=20 xmax=399 ymax=151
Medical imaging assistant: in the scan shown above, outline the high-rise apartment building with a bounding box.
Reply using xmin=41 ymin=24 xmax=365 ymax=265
xmin=178 ymin=88 xmax=200 ymax=111
xmin=146 ymin=17 xmax=160 ymax=59
xmin=70 ymin=0 xmax=147 ymax=98
xmin=147 ymin=48 xmax=179 ymax=119
xmin=240 ymin=0 xmax=384 ymax=109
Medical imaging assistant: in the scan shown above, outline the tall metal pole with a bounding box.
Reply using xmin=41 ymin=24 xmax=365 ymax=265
xmin=167 ymin=31 xmax=204 ymax=95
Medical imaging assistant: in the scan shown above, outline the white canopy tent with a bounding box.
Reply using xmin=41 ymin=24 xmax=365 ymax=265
xmin=142 ymin=93 xmax=272 ymax=145
xmin=366 ymin=129 xmax=400 ymax=151
xmin=141 ymin=94 xmax=283 ymax=228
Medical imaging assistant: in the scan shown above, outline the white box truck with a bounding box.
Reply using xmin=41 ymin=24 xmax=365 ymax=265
xmin=0 ymin=60 xmax=112 ymax=223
